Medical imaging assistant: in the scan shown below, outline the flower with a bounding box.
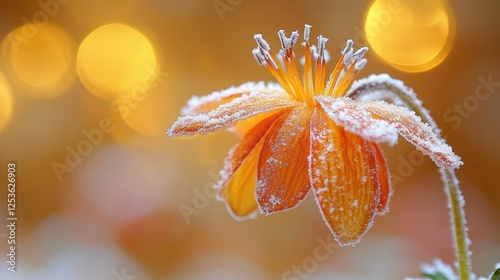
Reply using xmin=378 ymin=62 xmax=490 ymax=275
xmin=167 ymin=25 xmax=462 ymax=246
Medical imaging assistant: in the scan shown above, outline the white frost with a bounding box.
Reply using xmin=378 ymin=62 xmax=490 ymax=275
xmin=168 ymin=88 xmax=298 ymax=136
xmin=316 ymin=95 xmax=399 ymax=146
xmin=181 ymin=81 xmax=283 ymax=115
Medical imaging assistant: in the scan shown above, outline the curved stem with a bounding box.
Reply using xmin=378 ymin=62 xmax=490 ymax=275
xmin=440 ymin=168 xmax=471 ymax=280
xmin=349 ymin=77 xmax=472 ymax=279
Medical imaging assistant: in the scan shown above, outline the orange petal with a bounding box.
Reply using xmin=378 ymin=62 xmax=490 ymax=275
xmin=168 ymin=90 xmax=297 ymax=136
xmin=363 ymin=101 xmax=463 ymax=169
xmin=217 ymin=110 xmax=291 ymax=219
xmin=256 ymin=106 xmax=312 ymax=215
xmin=316 ymin=96 xmax=398 ymax=145
xmin=228 ymin=110 xmax=283 ymax=138
xmin=310 ymin=107 xmax=384 ymax=246
xmin=181 ymin=81 xmax=284 ymax=115
xmin=371 ymin=142 xmax=391 ymax=214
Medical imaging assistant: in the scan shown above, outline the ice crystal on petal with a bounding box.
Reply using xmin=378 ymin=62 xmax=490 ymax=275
xmin=181 ymin=81 xmax=283 ymax=115
xmin=168 ymin=90 xmax=298 ymax=136
xmin=316 ymin=96 xmax=399 ymax=146
xmin=362 ymin=101 xmax=462 ymax=169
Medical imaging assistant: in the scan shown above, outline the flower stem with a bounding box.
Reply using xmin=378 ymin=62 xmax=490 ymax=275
xmin=440 ymin=168 xmax=471 ymax=280
xmin=389 ymin=83 xmax=472 ymax=280
xmin=349 ymin=79 xmax=472 ymax=279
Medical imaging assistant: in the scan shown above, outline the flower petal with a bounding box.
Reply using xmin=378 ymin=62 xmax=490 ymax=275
xmin=310 ymin=108 xmax=384 ymax=246
xmin=216 ymin=110 xmax=290 ymax=220
xmin=316 ymin=95 xmax=398 ymax=146
xmin=256 ymin=106 xmax=313 ymax=215
xmin=362 ymin=101 xmax=463 ymax=169
xmin=168 ymin=89 xmax=297 ymax=136
xmin=228 ymin=110 xmax=282 ymax=138
xmin=181 ymin=81 xmax=284 ymax=115
xmin=371 ymin=142 xmax=391 ymax=214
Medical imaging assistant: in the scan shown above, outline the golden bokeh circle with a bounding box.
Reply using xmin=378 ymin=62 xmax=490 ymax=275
xmin=0 ymin=72 xmax=13 ymax=132
xmin=364 ymin=0 xmax=455 ymax=72
xmin=77 ymin=23 xmax=158 ymax=100
xmin=0 ymin=24 xmax=75 ymax=98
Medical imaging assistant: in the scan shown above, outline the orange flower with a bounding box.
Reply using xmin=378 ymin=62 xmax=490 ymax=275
xmin=168 ymin=25 xmax=462 ymax=246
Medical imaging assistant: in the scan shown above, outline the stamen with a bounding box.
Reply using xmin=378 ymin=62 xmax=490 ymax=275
xmin=317 ymin=35 xmax=329 ymax=61
xmin=304 ymin=24 xmax=311 ymax=42
xmin=277 ymin=30 xmax=288 ymax=50
xmin=263 ymin=51 xmax=279 ymax=69
xmin=341 ymin=39 xmax=354 ymax=56
xmin=252 ymin=48 xmax=266 ymax=65
xmin=252 ymin=25 xmax=369 ymax=103
xmin=343 ymin=47 xmax=354 ymax=66
xmin=315 ymin=35 xmax=329 ymax=94
xmin=354 ymin=58 xmax=368 ymax=71
xmin=352 ymin=47 xmax=368 ymax=62
xmin=254 ymin=34 xmax=270 ymax=51
xmin=290 ymin=31 xmax=299 ymax=48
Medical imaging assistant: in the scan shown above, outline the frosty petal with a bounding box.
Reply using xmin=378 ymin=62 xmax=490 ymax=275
xmin=181 ymin=81 xmax=284 ymax=115
xmin=372 ymin=142 xmax=391 ymax=214
xmin=168 ymin=89 xmax=298 ymax=136
xmin=347 ymin=73 xmax=441 ymax=135
xmin=316 ymin=95 xmax=398 ymax=146
xmin=256 ymin=106 xmax=313 ymax=215
xmin=216 ymin=111 xmax=290 ymax=220
xmin=363 ymin=101 xmax=463 ymax=169
xmin=228 ymin=110 xmax=282 ymax=138
xmin=310 ymin=108 xmax=384 ymax=246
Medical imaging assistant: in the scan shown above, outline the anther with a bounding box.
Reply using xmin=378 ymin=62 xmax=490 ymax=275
xmin=254 ymin=34 xmax=270 ymax=51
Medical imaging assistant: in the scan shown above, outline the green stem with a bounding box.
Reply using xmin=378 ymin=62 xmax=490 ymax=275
xmin=440 ymin=168 xmax=471 ymax=280
xmin=387 ymin=83 xmax=472 ymax=280
xmin=349 ymin=79 xmax=472 ymax=279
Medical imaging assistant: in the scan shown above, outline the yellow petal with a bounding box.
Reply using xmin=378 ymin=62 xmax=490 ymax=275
xmin=310 ymin=107 xmax=385 ymax=246
xmin=256 ymin=106 xmax=313 ymax=215
xmin=217 ymin=110 xmax=291 ymax=219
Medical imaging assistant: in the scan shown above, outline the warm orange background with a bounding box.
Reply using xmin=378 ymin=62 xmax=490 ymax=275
xmin=0 ymin=0 xmax=499 ymax=279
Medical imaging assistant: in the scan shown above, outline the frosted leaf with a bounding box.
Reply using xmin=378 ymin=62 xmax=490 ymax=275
xmin=421 ymin=259 xmax=457 ymax=280
xmin=168 ymin=89 xmax=298 ymax=136
xmin=181 ymin=81 xmax=283 ymax=115
xmin=362 ymin=100 xmax=463 ymax=169
xmin=316 ymin=95 xmax=399 ymax=146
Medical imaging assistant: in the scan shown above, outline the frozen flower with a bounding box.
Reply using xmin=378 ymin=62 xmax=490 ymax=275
xmin=168 ymin=25 xmax=462 ymax=246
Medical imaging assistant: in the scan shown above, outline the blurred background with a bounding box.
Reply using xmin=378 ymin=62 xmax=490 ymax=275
xmin=0 ymin=0 xmax=499 ymax=279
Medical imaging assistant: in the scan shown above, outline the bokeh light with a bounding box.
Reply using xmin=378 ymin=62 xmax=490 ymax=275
xmin=115 ymin=68 xmax=170 ymax=136
xmin=0 ymin=24 xmax=75 ymax=98
xmin=77 ymin=23 xmax=158 ymax=100
xmin=0 ymin=72 xmax=13 ymax=132
xmin=364 ymin=0 xmax=455 ymax=72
